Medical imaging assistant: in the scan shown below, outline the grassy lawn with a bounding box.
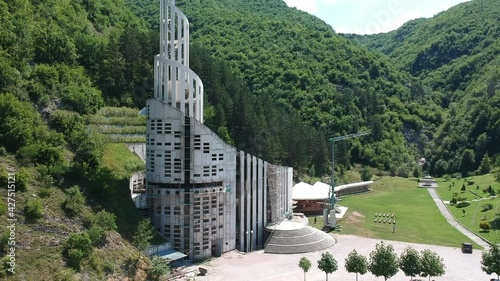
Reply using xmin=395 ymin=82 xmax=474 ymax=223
xmin=435 ymin=174 xmax=500 ymax=244
xmin=102 ymin=143 xmax=145 ymax=179
xmin=308 ymin=177 xmax=481 ymax=249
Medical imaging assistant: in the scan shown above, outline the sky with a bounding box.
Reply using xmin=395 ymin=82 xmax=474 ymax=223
xmin=283 ymin=0 xmax=470 ymax=35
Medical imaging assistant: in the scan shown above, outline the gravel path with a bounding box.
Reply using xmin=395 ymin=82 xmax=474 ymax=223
xmin=427 ymin=187 xmax=490 ymax=249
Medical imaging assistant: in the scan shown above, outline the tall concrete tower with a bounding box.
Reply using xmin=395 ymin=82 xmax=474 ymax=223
xmin=146 ymin=0 xmax=237 ymax=260
xmin=146 ymin=0 xmax=294 ymax=261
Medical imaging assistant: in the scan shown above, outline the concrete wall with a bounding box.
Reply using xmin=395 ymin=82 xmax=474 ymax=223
xmin=236 ymin=154 xmax=293 ymax=252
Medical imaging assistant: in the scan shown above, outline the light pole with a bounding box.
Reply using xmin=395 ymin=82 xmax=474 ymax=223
xmin=325 ymin=131 xmax=370 ymax=229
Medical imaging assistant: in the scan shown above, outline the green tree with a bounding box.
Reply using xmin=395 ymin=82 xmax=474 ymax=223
xmin=133 ymin=219 xmax=155 ymax=258
xmin=459 ymin=149 xmax=475 ymax=176
xmin=148 ymin=256 xmax=170 ymax=281
xmin=368 ymin=241 xmax=399 ymax=281
xmin=24 ymin=197 xmax=43 ymax=222
xmin=64 ymin=232 xmax=92 ymax=270
xmin=317 ymin=252 xmax=338 ymax=281
xmin=479 ymin=153 xmax=492 ymax=174
xmin=360 ymin=166 xmax=372 ymax=181
xmin=481 ymin=244 xmax=500 ymax=280
xmin=493 ymin=167 xmax=500 ymax=183
xmin=344 ymin=249 xmax=368 ymax=281
xmin=299 ymin=257 xmax=312 ymax=281
xmin=399 ymin=246 xmax=421 ymax=280
xmin=420 ymin=249 xmax=445 ymax=281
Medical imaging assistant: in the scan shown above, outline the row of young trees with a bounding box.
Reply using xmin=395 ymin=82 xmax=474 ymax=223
xmin=299 ymin=242 xmax=500 ymax=280
xmin=298 ymin=242 xmax=445 ymax=281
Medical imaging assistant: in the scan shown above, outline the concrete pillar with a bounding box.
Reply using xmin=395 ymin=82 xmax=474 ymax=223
xmin=251 ymin=156 xmax=257 ymax=250
xmin=245 ymin=153 xmax=251 ymax=251
xmin=238 ymin=151 xmax=245 ymax=252
xmin=257 ymin=158 xmax=264 ymax=247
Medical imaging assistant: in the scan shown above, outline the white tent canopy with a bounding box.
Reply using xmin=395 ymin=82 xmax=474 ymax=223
xmin=292 ymin=181 xmax=374 ymax=200
xmin=292 ymin=182 xmax=329 ymax=200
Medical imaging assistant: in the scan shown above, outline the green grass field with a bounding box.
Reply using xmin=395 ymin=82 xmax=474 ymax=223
xmin=102 ymin=143 xmax=145 ymax=179
xmin=309 ymin=177 xmax=482 ymax=249
xmin=434 ymin=174 xmax=500 ymax=244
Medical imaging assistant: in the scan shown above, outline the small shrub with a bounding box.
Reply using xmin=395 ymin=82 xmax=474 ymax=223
xmin=0 ymin=147 xmax=6 ymax=156
xmin=86 ymin=251 xmax=113 ymax=276
xmin=54 ymin=269 xmax=77 ymax=281
xmin=93 ymin=210 xmax=117 ymax=231
xmin=467 ymin=180 xmax=475 ymax=185
xmin=461 ymin=184 xmax=466 ymax=192
xmin=481 ymin=203 xmax=493 ymax=212
xmin=453 ymin=173 xmax=462 ymax=179
xmin=88 ymin=226 xmax=105 ymax=246
xmin=38 ymin=187 xmax=52 ymax=198
xmin=16 ymin=167 xmax=31 ymax=192
xmin=0 ymin=200 xmax=6 ymax=216
xmin=449 ymin=197 xmax=457 ymax=205
xmin=0 ymin=256 xmax=13 ymax=277
xmin=148 ymin=256 xmax=170 ymax=280
xmin=63 ymin=186 xmax=85 ymax=216
xmin=443 ymin=174 xmax=451 ymax=181
xmin=24 ymin=197 xmax=43 ymax=222
xmin=479 ymin=220 xmax=490 ymax=232
xmin=456 ymin=202 xmax=470 ymax=208
xmin=64 ymin=232 xmax=92 ymax=270
xmin=455 ymin=196 xmax=467 ymax=202
xmin=0 ymin=166 xmax=8 ymax=187
xmin=67 ymin=248 xmax=85 ymax=270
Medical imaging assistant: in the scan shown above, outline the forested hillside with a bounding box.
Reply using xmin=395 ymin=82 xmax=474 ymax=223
xmin=126 ymin=0 xmax=444 ymax=176
xmin=344 ymin=0 xmax=500 ymax=176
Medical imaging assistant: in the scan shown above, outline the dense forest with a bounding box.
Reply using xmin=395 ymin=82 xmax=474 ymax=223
xmin=345 ymin=0 xmax=500 ymax=176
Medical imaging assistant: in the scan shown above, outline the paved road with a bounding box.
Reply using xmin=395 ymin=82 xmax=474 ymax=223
xmin=427 ymin=187 xmax=490 ymax=249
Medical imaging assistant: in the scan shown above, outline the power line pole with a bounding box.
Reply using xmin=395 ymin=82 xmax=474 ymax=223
xmin=324 ymin=131 xmax=370 ymax=229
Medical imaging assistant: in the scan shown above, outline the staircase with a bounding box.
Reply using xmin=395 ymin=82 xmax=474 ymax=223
xmin=264 ymin=226 xmax=335 ymax=254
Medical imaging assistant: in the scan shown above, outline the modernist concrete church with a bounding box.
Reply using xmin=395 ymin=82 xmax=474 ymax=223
xmin=146 ymin=0 xmax=293 ymax=260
